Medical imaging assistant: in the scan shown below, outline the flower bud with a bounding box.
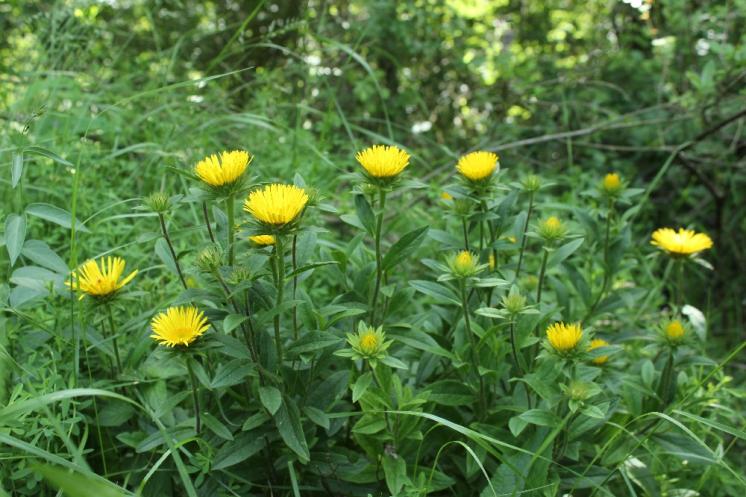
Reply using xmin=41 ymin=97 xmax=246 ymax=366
xmin=601 ymin=173 xmax=623 ymax=196
xmin=521 ymin=174 xmax=541 ymax=193
xmin=195 ymin=245 xmax=223 ymax=273
xmin=664 ymin=319 xmax=686 ymax=344
xmin=143 ymin=192 xmax=171 ymax=214
xmin=501 ymin=287 xmax=526 ymax=316
xmin=449 ymin=250 xmax=479 ymax=278
xmin=538 ymin=216 xmax=567 ymax=243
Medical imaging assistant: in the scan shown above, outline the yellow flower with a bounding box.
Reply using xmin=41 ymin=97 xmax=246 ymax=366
xmin=359 ymin=330 xmax=381 ymax=355
xmin=588 ymin=338 xmax=610 ymax=365
xmin=664 ymin=320 xmax=685 ymax=342
xmin=450 ymin=250 xmax=478 ymax=277
xmin=546 ymin=322 xmax=583 ymax=354
xmin=244 ymin=184 xmax=309 ymax=226
xmin=194 ymin=150 xmax=251 ymax=187
xmin=355 ymin=145 xmax=410 ymax=178
xmin=249 ymin=235 xmax=275 ymax=246
xmin=150 ymin=306 xmax=210 ymax=347
xmin=456 ymin=151 xmax=498 ymax=181
xmin=651 ymin=228 xmax=713 ymax=256
xmin=441 ymin=191 xmax=453 ymax=201
xmin=67 ymin=256 xmax=137 ymax=300
xmin=538 ymin=216 xmax=567 ymax=242
xmin=601 ymin=173 xmax=622 ymax=195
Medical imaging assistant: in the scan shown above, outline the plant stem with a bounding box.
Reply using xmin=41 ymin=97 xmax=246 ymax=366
xmin=515 ymin=192 xmax=535 ymax=280
xmin=460 ymin=280 xmax=486 ymax=417
xmin=203 ymin=202 xmax=216 ymax=243
xmin=370 ymin=189 xmax=387 ymax=324
xmin=676 ymin=259 xmax=684 ymax=311
xmin=461 ymin=217 xmax=470 ymax=251
xmin=274 ymin=234 xmax=285 ymax=369
xmin=509 ymin=321 xmax=523 ymax=376
xmin=186 ymin=357 xmax=201 ymax=434
xmin=536 ymin=248 xmax=549 ymax=304
xmin=658 ymin=348 xmax=675 ymax=408
xmin=158 ymin=213 xmax=187 ymax=289
xmin=292 ymin=234 xmax=299 ymax=340
xmin=226 ymin=194 xmax=235 ymax=266
xmin=584 ymin=200 xmax=614 ymax=322
xmin=105 ymin=304 xmax=122 ymax=374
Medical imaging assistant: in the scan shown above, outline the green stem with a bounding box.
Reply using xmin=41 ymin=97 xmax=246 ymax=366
xmin=509 ymin=321 xmax=523 ymax=377
xmin=461 ymin=217 xmax=470 ymax=251
xmin=515 ymin=192 xmax=534 ymax=281
xmin=226 ymin=194 xmax=236 ymax=266
xmin=371 ymin=189 xmax=387 ymax=324
xmin=536 ymin=248 xmax=549 ymax=304
xmin=584 ymin=200 xmax=614 ymax=322
xmin=676 ymin=259 xmax=684 ymax=311
xmin=460 ymin=280 xmax=486 ymax=417
xmin=292 ymin=235 xmax=299 ymax=340
xmin=158 ymin=213 xmax=187 ymax=289
xmin=658 ymin=348 xmax=676 ymax=408
xmin=203 ymin=202 xmax=216 ymax=243
xmin=186 ymin=357 xmax=201 ymax=434
xmin=274 ymin=234 xmax=285 ymax=369
xmin=105 ymin=304 xmax=122 ymax=374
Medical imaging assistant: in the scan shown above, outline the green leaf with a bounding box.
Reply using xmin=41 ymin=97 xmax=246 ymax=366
xmin=26 ymin=203 xmax=90 ymax=233
xmin=352 ymin=414 xmax=386 ymax=435
xmin=223 ymin=314 xmax=248 ymax=334
xmin=210 ymin=360 xmax=253 ymax=388
xmin=22 ymin=240 xmax=69 ymax=274
xmin=4 ymin=214 xmax=26 ymax=266
xmin=24 ymin=146 xmax=74 ymax=167
xmin=354 ymin=194 xmax=376 ymax=236
xmin=154 ymin=238 xmax=178 ymax=274
xmin=212 ymin=432 xmax=265 ymax=470
xmin=352 ymin=372 xmax=373 ymax=402
xmin=286 ymin=260 xmax=339 ymax=278
xmin=409 ymin=280 xmax=460 ymax=305
xmin=382 ymin=226 xmax=429 ymax=271
xmin=34 ymin=464 xmax=129 ymax=497
xmin=382 ymin=453 xmax=408 ymax=496
xmin=201 ymin=412 xmax=234 ymax=440
xmin=546 ymin=238 xmax=584 ymax=269
xmin=259 ymin=386 xmax=282 ymax=415
xmin=11 ymin=151 xmax=23 ymax=188
xmin=286 ymin=331 xmax=343 ymax=355
xmin=274 ymin=399 xmax=310 ymax=462
xmin=302 ymin=405 xmax=330 ymax=430
xmin=242 ymin=411 xmax=270 ymax=432
xmin=518 ymin=409 xmax=561 ymax=427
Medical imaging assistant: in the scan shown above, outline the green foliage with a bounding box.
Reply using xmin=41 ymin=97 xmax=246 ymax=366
xmin=1 ymin=1 xmax=745 ymax=496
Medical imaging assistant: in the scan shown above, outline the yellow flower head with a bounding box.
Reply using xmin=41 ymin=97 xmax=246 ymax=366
xmin=588 ymin=338 xmax=610 ymax=365
xmin=355 ymin=145 xmax=410 ymax=178
xmin=651 ymin=227 xmax=713 ymax=256
xmin=150 ymin=306 xmax=210 ymax=347
xmin=194 ymin=150 xmax=251 ymax=187
xmin=244 ymin=184 xmax=309 ymax=226
xmin=344 ymin=324 xmax=391 ymax=363
xmin=450 ymin=250 xmax=479 ymax=277
xmin=359 ymin=330 xmax=382 ymax=355
xmin=601 ymin=173 xmax=622 ymax=195
xmin=249 ymin=235 xmax=275 ymax=246
xmin=456 ymin=151 xmax=499 ymax=181
xmin=546 ymin=322 xmax=583 ymax=354
xmin=664 ymin=319 xmax=686 ymax=342
xmin=538 ymin=216 xmax=567 ymax=242
xmin=441 ymin=191 xmax=453 ymax=201
xmin=67 ymin=256 xmax=137 ymax=300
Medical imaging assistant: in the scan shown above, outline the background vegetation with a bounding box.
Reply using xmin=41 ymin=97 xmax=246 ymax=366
xmin=1 ymin=0 xmax=744 ymax=496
